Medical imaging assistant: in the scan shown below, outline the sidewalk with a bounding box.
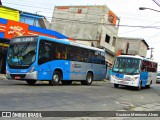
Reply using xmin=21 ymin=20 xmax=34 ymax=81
xmin=0 ymin=73 xmax=6 ymax=79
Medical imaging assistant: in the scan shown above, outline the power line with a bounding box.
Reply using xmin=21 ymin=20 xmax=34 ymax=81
xmin=119 ymin=21 xmax=160 ymax=34
xmin=4 ymin=0 xmax=55 ymax=7
xmin=51 ymin=17 xmax=160 ymax=29
xmin=3 ymin=1 xmax=160 ymax=30
xmin=4 ymin=1 xmax=160 ymax=20
xmin=152 ymin=0 xmax=160 ymax=7
xmin=1 ymin=4 xmax=160 ymax=30
xmin=3 ymin=1 xmax=160 ymax=27
xmin=146 ymin=31 xmax=160 ymax=40
xmin=3 ymin=2 xmax=54 ymax=10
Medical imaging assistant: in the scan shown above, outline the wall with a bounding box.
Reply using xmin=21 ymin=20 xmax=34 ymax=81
xmin=117 ymin=37 xmax=148 ymax=57
xmin=51 ymin=6 xmax=101 ymax=40
xmin=51 ymin=5 xmax=120 ymax=65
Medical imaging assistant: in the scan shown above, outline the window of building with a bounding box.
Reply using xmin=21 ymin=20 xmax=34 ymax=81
xmin=112 ymin=37 xmax=116 ymax=47
xmin=20 ymin=17 xmax=40 ymax=27
xmin=105 ymin=34 xmax=110 ymax=43
xmin=108 ymin=14 xmax=114 ymax=23
xmin=77 ymin=9 xmax=82 ymax=14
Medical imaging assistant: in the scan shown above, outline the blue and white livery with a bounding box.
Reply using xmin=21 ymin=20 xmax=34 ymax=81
xmin=6 ymin=35 xmax=106 ymax=86
xmin=111 ymin=55 xmax=157 ymax=90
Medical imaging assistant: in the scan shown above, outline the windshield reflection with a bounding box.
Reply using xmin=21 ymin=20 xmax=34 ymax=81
xmin=7 ymin=42 xmax=37 ymax=68
xmin=112 ymin=57 xmax=141 ymax=75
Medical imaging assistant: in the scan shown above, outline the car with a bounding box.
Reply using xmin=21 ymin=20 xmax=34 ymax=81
xmin=156 ymin=72 xmax=160 ymax=83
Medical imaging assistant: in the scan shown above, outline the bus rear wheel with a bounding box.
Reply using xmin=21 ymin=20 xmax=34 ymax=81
xmin=49 ymin=71 xmax=61 ymax=86
xmin=81 ymin=73 xmax=93 ymax=85
xmin=26 ymin=80 xmax=37 ymax=85
xmin=61 ymin=80 xmax=72 ymax=85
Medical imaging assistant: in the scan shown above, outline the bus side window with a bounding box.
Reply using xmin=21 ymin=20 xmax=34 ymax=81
xmin=55 ymin=48 xmax=60 ymax=59
xmin=60 ymin=45 xmax=67 ymax=59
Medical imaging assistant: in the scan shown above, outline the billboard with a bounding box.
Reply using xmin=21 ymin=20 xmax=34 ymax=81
xmin=0 ymin=7 xmax=19 ymax=21
xmin=0 ymin=17 xmax=69 ymax=40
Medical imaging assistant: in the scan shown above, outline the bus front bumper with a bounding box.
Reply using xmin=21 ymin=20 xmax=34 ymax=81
xmin=6 ymin=71 xmax=38 ymax=80
xmin=111 ymin=76 xmax=138 ymax=87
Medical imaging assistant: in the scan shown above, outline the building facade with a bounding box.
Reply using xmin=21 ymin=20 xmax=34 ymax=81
xmin=0 ymin=5 xmax=68 ymax=73
xmin=51 ymin=5 xmax=120 ymax=66
xmin=117 ymin=37 xmax=149 ymax=57
xmin=20 ymin=12 xmax=50 ymax=28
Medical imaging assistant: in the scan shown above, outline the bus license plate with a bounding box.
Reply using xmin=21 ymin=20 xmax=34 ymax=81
xmin=15 ymin=76 xmax=21 ymax=79
xmin=118 ymin=81 xmax=128 ymax=84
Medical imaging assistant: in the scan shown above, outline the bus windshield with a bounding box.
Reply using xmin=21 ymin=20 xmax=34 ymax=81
xmin=7 ymin=36 xmax=37 ymax=69
xmin=112 ymin=57 xmax=141 ymax=75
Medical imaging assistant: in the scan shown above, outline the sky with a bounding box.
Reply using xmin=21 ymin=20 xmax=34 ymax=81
xmin=2 ymin=0 xmax=160 ymax=65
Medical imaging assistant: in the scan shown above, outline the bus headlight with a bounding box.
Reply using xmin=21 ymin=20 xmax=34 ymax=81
xmin=132 ymin=77 xmax=139 ymax=81
xmin=29 ymin=66 xmax=35 ymax=73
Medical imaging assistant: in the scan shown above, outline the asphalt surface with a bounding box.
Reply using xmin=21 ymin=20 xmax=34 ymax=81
xmin=0 ymin=74 xmax=160 ymax=120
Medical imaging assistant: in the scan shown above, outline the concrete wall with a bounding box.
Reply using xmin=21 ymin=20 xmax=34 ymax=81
xmin=51 ymin=5 xmax=120 ymax=65
xmin=117 ymin=37 xmax=148 ymax=57
xmin=51 ymin=6 xmax=102 ymax=40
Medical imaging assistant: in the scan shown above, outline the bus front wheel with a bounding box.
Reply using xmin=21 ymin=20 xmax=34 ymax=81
xmin=49 ymin=71 xmax=61 ymax=86
xmin=26 ymin=80 xmax=37 ymax=85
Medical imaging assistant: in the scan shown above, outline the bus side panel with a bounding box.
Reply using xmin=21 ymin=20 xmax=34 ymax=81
xmin=69 ymin=62 xmax=105 ymax=81
xmin=140 ymin=71 xmax=148 ymax=87
xmin=70 ymin=62 xmax=87 ymax=80
xmin=148 ymin=72 xmax=157 ymax=85
xmin=37 ymin=60 xmax=71 ymax=80
xmin=92 ymin=64 xmax=102 ymax=80
xmin=101 ymin=64 xmax=106 ymax=80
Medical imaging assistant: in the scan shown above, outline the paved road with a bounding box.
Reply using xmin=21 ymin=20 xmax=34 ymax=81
xmin=0 ymin=74 xmax=160 ymax=120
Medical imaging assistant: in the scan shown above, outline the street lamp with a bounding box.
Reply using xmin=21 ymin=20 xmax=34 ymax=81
xmin=139 ymin=7 xmax=160 ymax=12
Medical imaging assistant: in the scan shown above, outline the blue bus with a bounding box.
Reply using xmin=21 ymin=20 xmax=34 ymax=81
xmin=111 ymin=55 xmax=157 ymax=90
xmin=6 ymin=35 xmax=106 ymax=85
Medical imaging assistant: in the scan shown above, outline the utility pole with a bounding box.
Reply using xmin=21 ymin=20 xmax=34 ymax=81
xmin=149 ymin=47 xmax=154 ymax=59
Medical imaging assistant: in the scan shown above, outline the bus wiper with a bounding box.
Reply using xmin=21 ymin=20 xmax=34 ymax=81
xmin=130 ymin=67 xmax=139 ymax=74
xmin=17 ymin=43 xmax=30 ymax=57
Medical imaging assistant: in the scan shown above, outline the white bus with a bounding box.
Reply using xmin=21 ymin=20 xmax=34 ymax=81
xmin=110 ymin=55 xmax=157 ymax=90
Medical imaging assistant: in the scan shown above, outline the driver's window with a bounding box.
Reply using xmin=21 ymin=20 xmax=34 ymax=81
xmin=38 ymin=40 xmax=52 ymax=65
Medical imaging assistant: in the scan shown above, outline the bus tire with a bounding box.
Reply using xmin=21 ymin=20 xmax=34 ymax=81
xmin=49 ymin=71 xmax=61 ymax=86
xmin=61 ymin=80 xmax=72 ymax=85
xmin=85 ymin=72 xmax=93 ymax=85
xmin=114 ymin=84 xmax=119 ymax=88
xmin=26 ymin=80 xmax=37 ymax=85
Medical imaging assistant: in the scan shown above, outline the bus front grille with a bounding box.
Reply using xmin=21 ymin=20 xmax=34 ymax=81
xmin=10 ymin=74 xmax=26 ymax=79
